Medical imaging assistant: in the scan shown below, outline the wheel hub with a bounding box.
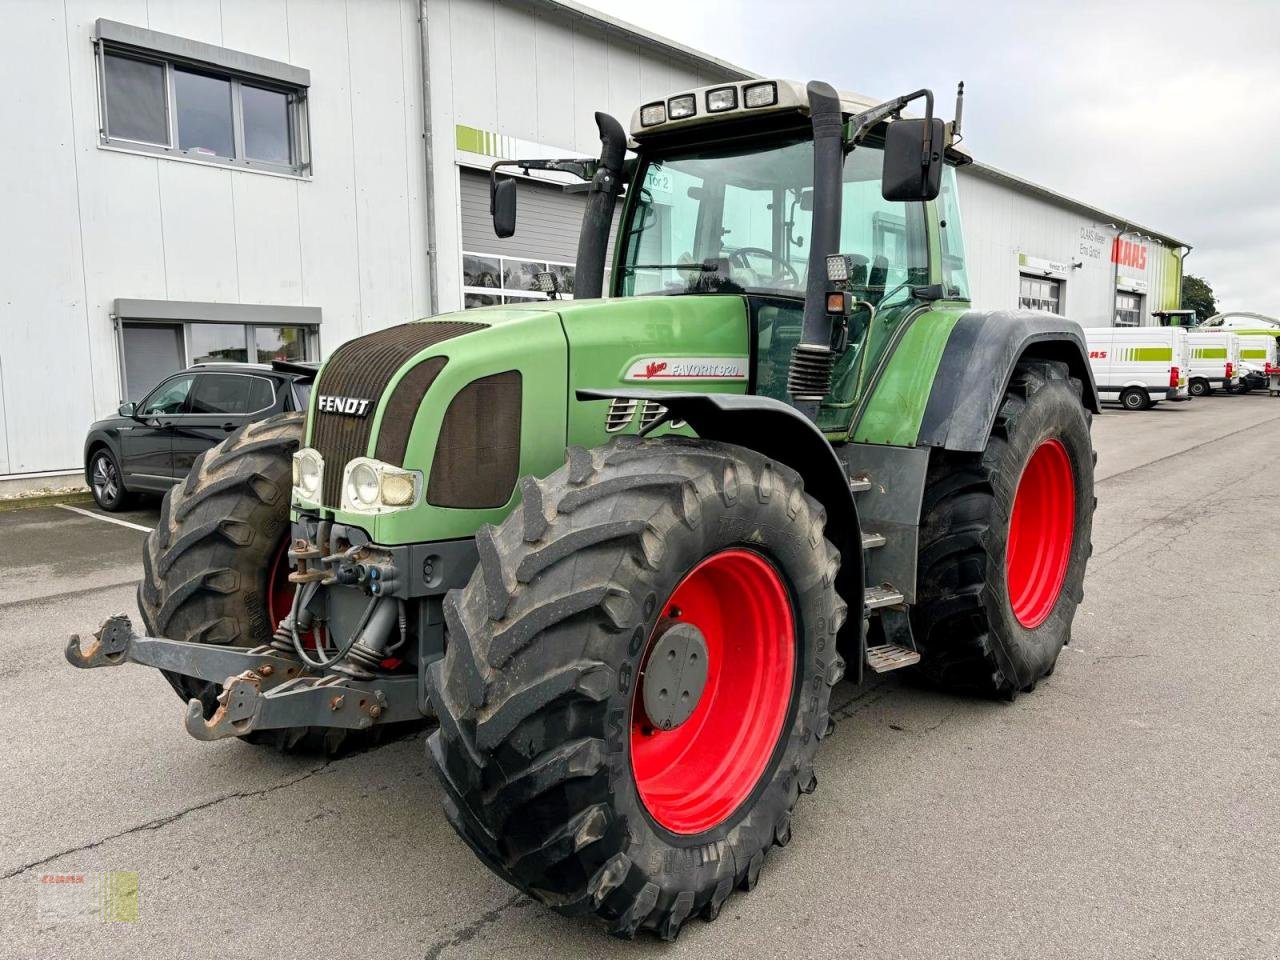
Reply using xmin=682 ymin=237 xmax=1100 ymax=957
xmin=641 ymin=622 xmax=709 ymax=731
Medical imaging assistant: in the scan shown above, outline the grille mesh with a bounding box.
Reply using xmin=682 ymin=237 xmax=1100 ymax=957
xmin=311 ymin=321 xmax=481 ymax=507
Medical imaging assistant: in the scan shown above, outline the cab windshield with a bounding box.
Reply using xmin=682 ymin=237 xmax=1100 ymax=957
xmin=618 ymin=134 xmax=928 ymax=304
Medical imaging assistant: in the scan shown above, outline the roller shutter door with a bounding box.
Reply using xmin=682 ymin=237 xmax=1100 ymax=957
xmin=458 ymin=169 xmax=617 ymax=306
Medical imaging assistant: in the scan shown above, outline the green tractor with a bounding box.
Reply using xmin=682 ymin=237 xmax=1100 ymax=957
xmin=69 ymin=79 xmax=1098 ymax=939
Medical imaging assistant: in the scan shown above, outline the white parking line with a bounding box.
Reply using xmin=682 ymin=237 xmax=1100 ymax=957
xmin=56 ymin=503 xmax=154 ymax=533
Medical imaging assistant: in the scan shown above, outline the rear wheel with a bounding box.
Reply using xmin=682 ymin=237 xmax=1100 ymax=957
xmin=138 ymin=413 xmax=355 ymax=753
xmin=1120 ymin=387 xmax=1148 ymax=410
xmin=1189 ymin=378 xmax=1210 ymax=397
xmin=912 ymin=360 xmax=1094 ymax=697
xmin=428 ymin=438 xmax=844 ymax=940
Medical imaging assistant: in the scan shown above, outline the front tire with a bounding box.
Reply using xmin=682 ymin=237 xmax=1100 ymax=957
xmin=428 ymin=438 xmax=844 ymax=940
xmin=138 ymin=413 xmax=346 ymax=752
xmin=89 ymin=447 xmax=130 ymax=511
xmin=912 ymin=360 xmax=1095 ymax=698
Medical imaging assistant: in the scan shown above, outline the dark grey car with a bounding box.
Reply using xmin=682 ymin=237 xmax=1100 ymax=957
xmin=84 ymin=361 xmax=315 ymax=511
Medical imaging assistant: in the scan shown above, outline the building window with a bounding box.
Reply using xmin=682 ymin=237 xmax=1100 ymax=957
xmin=119 ymin=320 xmax=315 ymax=400
xmin=1115 ymin=291 xmax=1143 ymax=327
xmin=462 ymin=252 xmax=576 ymax=308
xmin=1019 ymin=274 xmax=1062 ymax=314
xmin=96 ymin=22 xmax=310 ymax=176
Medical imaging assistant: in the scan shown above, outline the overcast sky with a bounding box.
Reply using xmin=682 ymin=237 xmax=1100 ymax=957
xmin=584 ymin=0 xmax=1279 ymax=315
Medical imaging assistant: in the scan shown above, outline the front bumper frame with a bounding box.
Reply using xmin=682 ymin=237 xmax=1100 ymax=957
xmin=67 ymin=615 xmax=428 ymax=742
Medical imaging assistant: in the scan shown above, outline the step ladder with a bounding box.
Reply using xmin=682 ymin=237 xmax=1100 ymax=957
xmin=851 ymin=472 xmax=920 ymax=673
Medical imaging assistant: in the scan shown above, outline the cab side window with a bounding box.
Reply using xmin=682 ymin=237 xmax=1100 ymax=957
xmin=139 ymin=375 xmax=194 ymax=416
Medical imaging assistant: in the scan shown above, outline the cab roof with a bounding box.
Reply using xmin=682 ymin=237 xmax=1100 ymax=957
xmin=629 ymin=78 xmax=970 ymax=160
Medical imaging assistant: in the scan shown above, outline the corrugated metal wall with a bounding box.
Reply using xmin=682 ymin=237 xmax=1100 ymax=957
xmin=0 ymin=0 xmax=430 ymax=476
xmin=458 ymin=170 xmax=618 ymax=267
xmin=959 ymin=167 xmax=1183 ymax=327
xmin=425 ymin=0 xmax=742 ymax=312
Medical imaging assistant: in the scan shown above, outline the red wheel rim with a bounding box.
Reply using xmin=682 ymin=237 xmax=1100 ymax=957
xmin=1006 ymin=438 xmax=1075 ymax=629
xmin=267 ymin=537 xmax=295 ymax=630
xmin=631 ymin=549 xmax=795 ymax=835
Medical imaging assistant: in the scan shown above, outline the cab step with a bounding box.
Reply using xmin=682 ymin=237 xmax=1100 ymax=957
xmin=849 ymin=474 xmax=872 ymax=494
xmin=864 ymin=585 xmax=904 ymax=611
xmin=861 ymin=531 xmax=887 ymax=550
xmin=865 ymin=643 xmax=922 ymax=673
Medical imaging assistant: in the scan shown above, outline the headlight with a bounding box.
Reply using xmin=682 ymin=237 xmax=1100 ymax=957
xmin=340 ymin=458 xmax=422 ymax=514
xmin=292 ymin=448 xmax=324 ymax=502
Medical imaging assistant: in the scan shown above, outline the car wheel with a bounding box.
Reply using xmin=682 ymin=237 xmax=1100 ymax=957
xmin=88 ymin=448 xmax=130 ymax=511
xmin=1120 ymin=387 xmax=1148 ymax=410
xmin=1189 ymin=379 xmax=1210 ymax=398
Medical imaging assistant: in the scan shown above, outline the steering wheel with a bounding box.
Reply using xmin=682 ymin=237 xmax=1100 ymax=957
xmin=728 ymin=247 xmax=800 ymax=287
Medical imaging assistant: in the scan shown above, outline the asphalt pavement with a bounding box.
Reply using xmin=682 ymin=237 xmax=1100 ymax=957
xmin=1 ymin=394 xmax=1277 ymax=959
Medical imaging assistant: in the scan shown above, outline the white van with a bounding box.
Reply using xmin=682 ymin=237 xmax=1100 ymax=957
xmin=1083 ymin=327 xmax=1190 ymax=410
xmin=1235 ymin=334 xmax=1278 ymax=392
xmin=1186 ymin=331 xmax=1242 ymax=396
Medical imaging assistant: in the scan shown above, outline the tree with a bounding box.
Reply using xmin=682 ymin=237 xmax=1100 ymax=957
xmin=1181 ymin=274 xmax=1217 ymax=322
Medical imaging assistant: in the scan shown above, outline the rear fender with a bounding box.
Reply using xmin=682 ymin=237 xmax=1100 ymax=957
xmin=917 ymin=311 xmax=1101 ymax=453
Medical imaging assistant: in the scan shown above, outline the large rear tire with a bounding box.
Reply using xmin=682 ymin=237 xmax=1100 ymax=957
xmin=427 ymin=437 xmax=845 ymax=940
xmin=138 ymin=413 xmax=353 ymax=753
xmin=911 ymin=360 xmax=1094 ymax=698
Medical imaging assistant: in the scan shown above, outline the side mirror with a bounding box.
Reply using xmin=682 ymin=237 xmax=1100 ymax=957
xmin=118 ymin=401 xmax=137 ymax=418
xmin=881 ymin=118 xmax=945 ymax=202
xmin=491 ymin=176 xmax=516 ymax=238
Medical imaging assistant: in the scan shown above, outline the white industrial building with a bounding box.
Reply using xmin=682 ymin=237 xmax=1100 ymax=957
xmin=0 ymin=0 xmax=1191 ymax=493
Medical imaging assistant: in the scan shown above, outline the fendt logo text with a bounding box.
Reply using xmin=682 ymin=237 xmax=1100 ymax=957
xmin=317 ymin=395 xmax=373 ymax=417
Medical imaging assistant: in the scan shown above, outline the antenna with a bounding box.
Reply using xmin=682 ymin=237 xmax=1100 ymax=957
xmin=953 ymin=81 xmax=965 ymax=142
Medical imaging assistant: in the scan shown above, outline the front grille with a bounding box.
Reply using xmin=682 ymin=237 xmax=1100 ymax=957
xmin=427 ymin=371 xmax=523 ymax=509
xmin=311 ymin=321 xmax=481 ymax=507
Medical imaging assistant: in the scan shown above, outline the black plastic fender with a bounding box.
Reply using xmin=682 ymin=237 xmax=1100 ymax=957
xmin=917 ymin=310 xmax=1101 ymax=452
xmin=576 ymin=388 xmax=864 ymax=630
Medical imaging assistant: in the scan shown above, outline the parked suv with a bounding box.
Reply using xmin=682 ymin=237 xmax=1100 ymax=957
xmin=84 ymin=361 xmax=316 ymax=511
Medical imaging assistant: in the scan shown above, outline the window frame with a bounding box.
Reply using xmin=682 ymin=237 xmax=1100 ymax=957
xmin=461 ymin=251 xmax=578 ymax=308
xmin=95 ymin=37 xmax=310 ymax=177
xmin=1114 ymin=291 xmax=1144 ymax=327
xmin=1018 ymin=273 xmax=1064 ymax=315
xmin=137 ymin=373 xmax=196 ymax=417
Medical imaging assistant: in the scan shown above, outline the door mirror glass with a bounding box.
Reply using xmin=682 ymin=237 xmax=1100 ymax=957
xmin=881 ymin=118 xmax=945 ymax=202
xmin=491 ymin=175 xmax=517 ymax=238
xmin=117 ymin=401 xmax=137 ymax=418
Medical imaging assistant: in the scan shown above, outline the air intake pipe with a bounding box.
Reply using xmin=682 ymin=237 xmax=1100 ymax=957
xmin=574 ymin=112 xmax=627 ymax=300
xmin=788 ymin=81 xmax=845 ymax=422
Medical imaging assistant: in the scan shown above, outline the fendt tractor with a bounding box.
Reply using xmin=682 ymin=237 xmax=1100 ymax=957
xmin=69 ymin=79 xmax=1099 ymax=939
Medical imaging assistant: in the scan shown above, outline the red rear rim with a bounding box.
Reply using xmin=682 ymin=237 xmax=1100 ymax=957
xmin=267 ymin=537 xmax=295 ymax=629
xmin=1006 ymin=438 xmax=1075 ymax=629
xmin=631 ymin=549 xmax=795 ymax=835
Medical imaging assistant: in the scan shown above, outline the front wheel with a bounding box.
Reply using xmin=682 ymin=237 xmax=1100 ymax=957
xmin=912 ymin=360 xmax=1095 ymax=697
xmin=88 ymin=447 xmax=130 ymax=511
xmin=428 ymin=438 xmax=845 ymax=940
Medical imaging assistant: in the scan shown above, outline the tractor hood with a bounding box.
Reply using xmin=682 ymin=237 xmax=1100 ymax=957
xmin=300 ymin=296 xmax=751 ymax=544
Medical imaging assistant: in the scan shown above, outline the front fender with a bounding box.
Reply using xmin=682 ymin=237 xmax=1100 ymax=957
xmin=577 ymin=388 xmax=864 ymax=638
xmin=917 ymin=310 xmax=1101 ymax=453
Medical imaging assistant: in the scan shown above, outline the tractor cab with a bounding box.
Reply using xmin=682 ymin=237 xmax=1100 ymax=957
xmin=490 ymin=79 xmax=972 ymax=434
xmin=1154 ymin=309 xmax=1200 ymax=327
